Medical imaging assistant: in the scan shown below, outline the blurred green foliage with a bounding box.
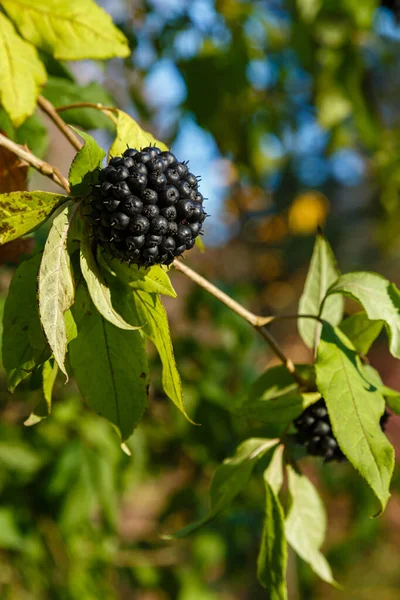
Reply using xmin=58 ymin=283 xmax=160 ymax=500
xmin=2 ymin=0 xmax=400 ymax=597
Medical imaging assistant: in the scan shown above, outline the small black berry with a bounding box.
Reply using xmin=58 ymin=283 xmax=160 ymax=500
xmin=142 ymin=188 xmax=158 ymax=205
xmin=142 ymin=204 xmax=159 ymax=220
xmin=150 ymin=216 xmax=169 ymax=235
xmin=130 ymin=215 xmax=150 ymax=235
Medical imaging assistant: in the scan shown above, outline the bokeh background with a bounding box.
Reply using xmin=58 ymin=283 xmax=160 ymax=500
xmin=2 ymin=0 xmax=400 ymax=597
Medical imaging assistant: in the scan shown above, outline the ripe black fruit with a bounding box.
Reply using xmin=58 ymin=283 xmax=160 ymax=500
xmin=88 ymin=145 xmax=207 ymax=266
xmin=294 ymin=398 xmax=390 ymax=462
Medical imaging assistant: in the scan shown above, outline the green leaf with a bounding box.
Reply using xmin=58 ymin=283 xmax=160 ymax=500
xmin=265 ymin=444 xmax=285 ymax=495
xmin=0 ymin=509 xmax=22 ymax=550
xmin=165 ymin=438 xmax=279 ymax=539
xmin=298 ymin=233 xmax=343 ymax=349
xmin=38 ymin=205 xmax=76 ymax=378
xmin=0 ymin=191 xmax=66 ymax=245
xmin=2 ymin=254 xmax=50 ymax=391
xmin=131 ymin=290 xmax=188 ymax=419
xmin=2 ymin=0 xmax=130 ymax=60
xmin=340 ymin=311 xmax=383 ymax=355
xmin=285 ymin=466 xmax=335 ymax=585
xmin=0 ymin=12 xmax=46 ymax=126
xmin=257 ymin=475 xmax=287 ymax=599
xmin=69 ymin=285 xmax=149 ymax=440
xmin=68 ymin=128 xmax=105 ymax=196
xmin=327 ymin=272 xmax=400 ymax=359
xmin=109 ymin=110 xmax=168 ymax=158
xmin=43 ymin=77 xmax=114 ymax=130
xmin=362 ymin=365 xmax=400 ymax=416
xmin=103 ymin=254 xmax=177 ymax=298
xmin=42 ymin=357 xmax=58 ymax=411
xmin=237 ymin=364 xmax=319 ymax=423
xmin=80 ymin=227 xmax=141 ymax=330
xmin=315 ymin=323 xmax=394 ymax=513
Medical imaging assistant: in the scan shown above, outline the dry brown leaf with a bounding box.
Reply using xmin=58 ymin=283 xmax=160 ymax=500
xmin=0 ymin=138 xmax=28 ymax=193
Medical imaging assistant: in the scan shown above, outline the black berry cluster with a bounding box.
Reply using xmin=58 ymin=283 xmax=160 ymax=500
xmin=294 ymin=399 xmax=390 ymax=463
xmin=88 ymin=146 xmax=207 ymax=267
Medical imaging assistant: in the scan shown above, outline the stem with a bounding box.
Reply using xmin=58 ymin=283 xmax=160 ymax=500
xmin=37 ymin=96 xmax=83 ymax=151
xmin=0 ymin=132 xmax=70 ymax=193
xmin=173 ymin=259 xmax=273 ymax=327
xmin=173 ymin=260 xmax=307 ymax=386
xmin=55 ymin=101 xmax=119 ymax=125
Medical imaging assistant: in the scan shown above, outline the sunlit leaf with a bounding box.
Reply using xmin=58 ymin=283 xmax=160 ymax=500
xmin=80 ymin=228 xmax=141 ymax=330
xmin=315 ymin=323 xmax=394 ymax=513
xmin=327 ymin=272 xmax=400 ymax=359
xmin=298 ymin=233 xmax=343 ymax=349
xmin=38 ymin=205 xmax=76 ymax=378
xmin=0 ymin=12 xmax=46 ymax=126
xmin=340 ymin=311 xmax=383 ymax=355
xmin=285 ymin=466 xmax=336 ymax=585
xmin=2 ymin=0 xmax=130 ymax=60
xmin=103 ymin=254 xmax=177 ymax=298
xmin=0 ymin=191 xmax=66 ymax=245
xmin=69 ymin=128 xmax=105 ymax=196
xmin=109 ymin=110 xmax=168 ymax=158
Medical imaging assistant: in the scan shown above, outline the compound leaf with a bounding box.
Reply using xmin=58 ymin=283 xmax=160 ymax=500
xmin=38 ymin=205 xmax=76 ymax=378
xmin=298 ymin=233 xmax=343 ymax=349
xmin=315 ymin=323 xmax=394 ymax=513
xmin=0 ymin=191 xmax=66 ymax=245
xmin=0 ymin=12 xmax=46 ymax=126
xmin=2 ymin=0 xmax=130 ymax=60
xmin=285 ymin=466 xmax=335 ymax=585
xmin=109 ymin=110 xmax=168 ymax=158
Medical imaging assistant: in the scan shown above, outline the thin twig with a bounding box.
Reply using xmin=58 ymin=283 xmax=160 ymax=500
xmin=37 ymin=96 xmax=83 ymax=151
xmin=55 ymin=101 xmax=119 ymax=125
xmin=173 ymin=259 xmax=273 ymax=327
xmin=0 ymin=133 xmax=70 ymax=193
xmin=173 ymin=259 xmax=308 ymax=386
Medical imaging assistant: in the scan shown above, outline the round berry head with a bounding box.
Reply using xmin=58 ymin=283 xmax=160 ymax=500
xmin=160 ymin=185 xmax=179 ymax=205
xmin=177 ymin=225 xmax=192 ymax=244
xmin=121 ymin=196 xmax=143 ymax=217
xmin=142 ymin=188 xmax=158 ymax=205
xmin=171 ymin=161 xmax=188 ymax=177
xmin=127 ymin=173 xmax=147 ymax=192
xmin=166 ymin=168 xmax=181 ymax=185
xmin=142 ymin=204 xmax=159 ymax=220
xmin=177 ymin=199 xmax=195 ymax=220
xmin=160 ymin=236 xmax=176 ymax=253
xmin=110 ymin=212 xmax=130 ymax=230
xmin=129 ymin=214 xmax=150 ymax=234
xmin=124 ymin=148 xmax=139 ymax=158
xmin=147 ymin=157 xmax=166 ymax=172
xmin=185 ymin=172 xmax=198 ymax=188
xmin=159 ymin=151 xmax=177 ymax=167
xmin=150 ymin=215 xmax=169 ymax=235
xmin=160 ymin=206 xmax=177 ymax=221
xmin=148 ymin=172 xmax=167 ymax=191
xmin=126 ymin=234 xmax=145 ymax=249
xmin=104 ymin=198 xmax=121 ymax=213
xmin=145 ymin=234 xmax=163 ymax=247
